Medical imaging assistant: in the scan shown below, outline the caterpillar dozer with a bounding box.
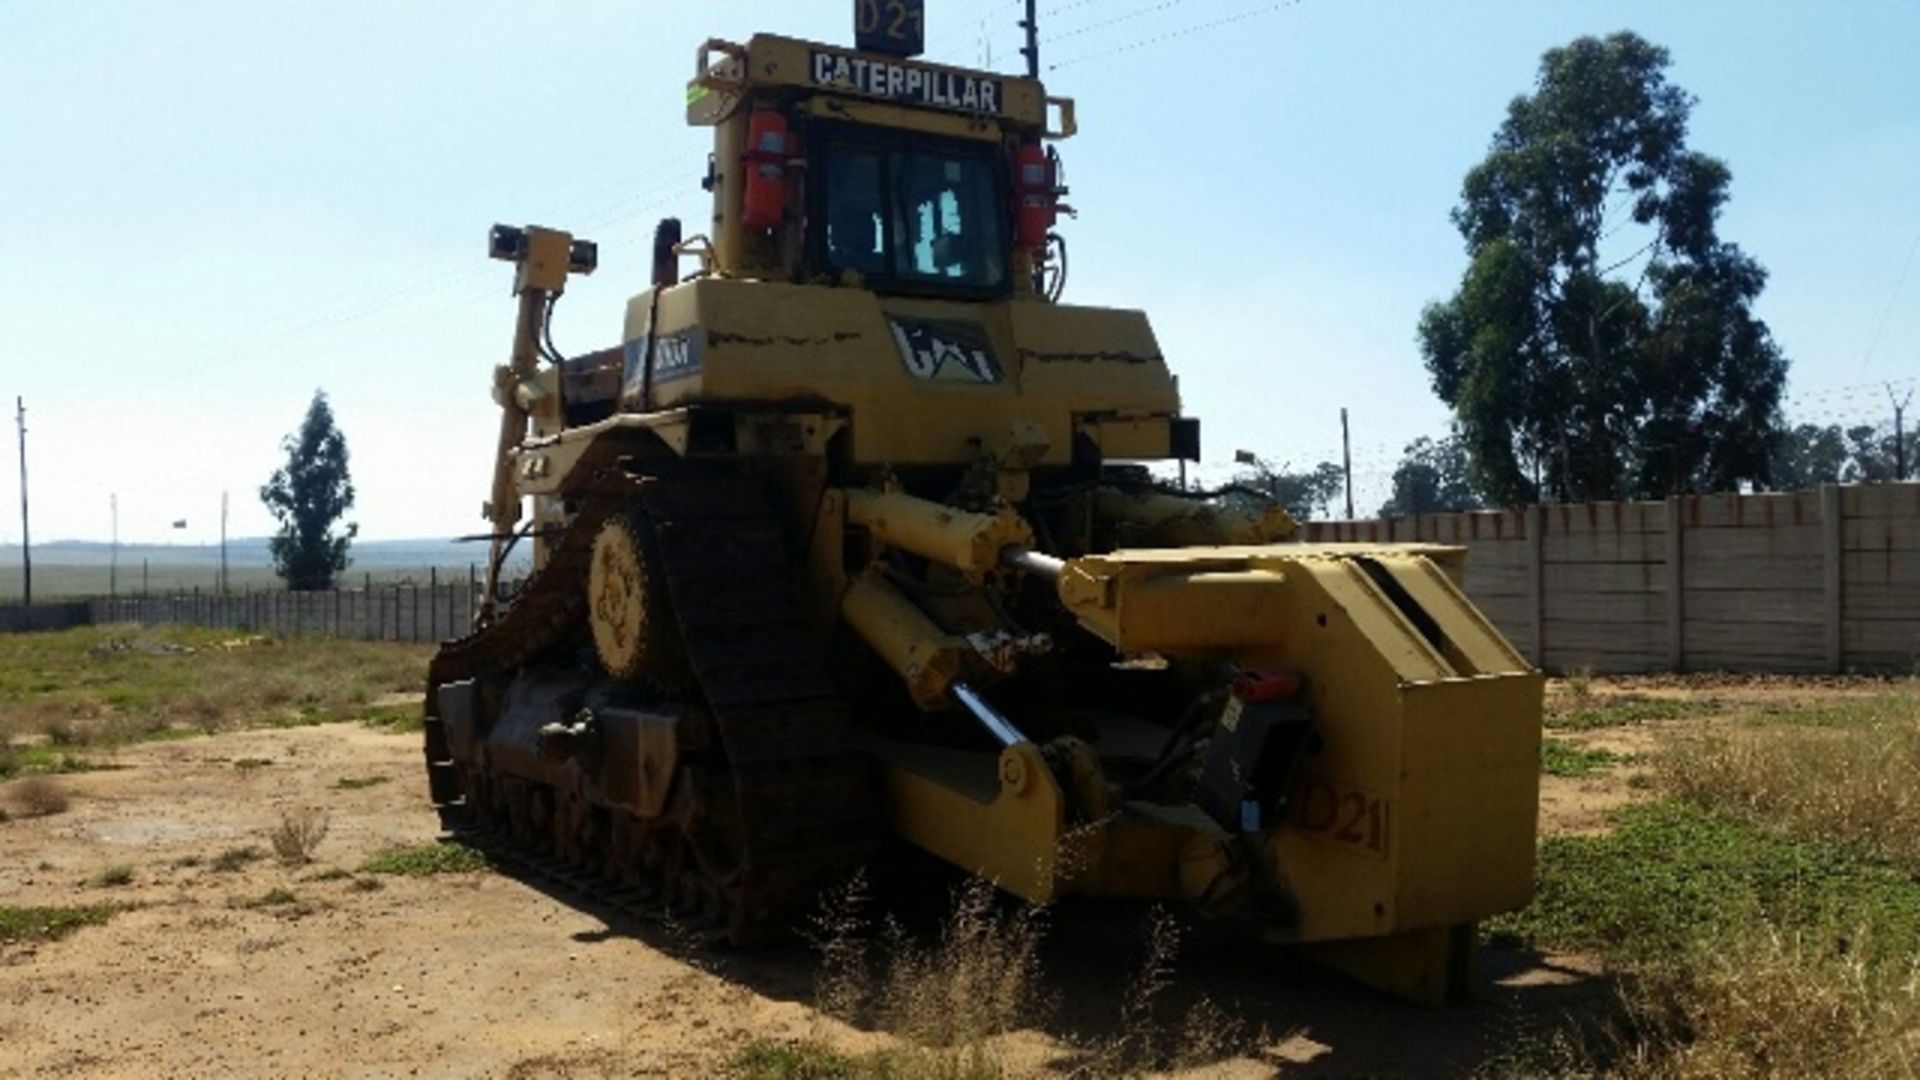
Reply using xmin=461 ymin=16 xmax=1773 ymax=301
xmin=422 ymin=15 xmax=1542 ymax=1005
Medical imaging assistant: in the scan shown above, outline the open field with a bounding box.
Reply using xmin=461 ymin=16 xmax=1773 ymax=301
xmin=3 ymin=626 xmax=1918 ymax=1076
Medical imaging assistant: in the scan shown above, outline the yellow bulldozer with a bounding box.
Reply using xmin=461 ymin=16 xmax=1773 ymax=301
xmin=422 ymin=15 xmax=1541 ymax=1005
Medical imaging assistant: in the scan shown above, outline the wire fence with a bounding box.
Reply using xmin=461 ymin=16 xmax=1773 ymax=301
xmin=79 ymin=569 xmax=485 ymax=645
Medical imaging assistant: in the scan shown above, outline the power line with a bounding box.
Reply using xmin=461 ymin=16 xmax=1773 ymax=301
xmin=1049 ymin=0 xmax=1187 ymax=43
xmin=15 ymin=397 xmax=29 ymax=606
xmin=1049 ymin=1 xmax=1302 ymax=71
xmin=1857 ymin=227 xmax=1920 ymax=377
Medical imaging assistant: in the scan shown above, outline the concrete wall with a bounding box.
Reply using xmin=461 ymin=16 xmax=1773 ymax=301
xmin=1303 ymin=483 xmax=1920 ymax=675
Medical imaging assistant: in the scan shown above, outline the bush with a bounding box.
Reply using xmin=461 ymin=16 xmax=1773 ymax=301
xmin=10 ymin=776 xmax=70 ymax=817
xmin=270 ymin=809 xmax=329 ymax=864
xmin=211 ymin=845 xmax=263 ymax=872
xmin=90 ymin=865 xmax=135 ymax=888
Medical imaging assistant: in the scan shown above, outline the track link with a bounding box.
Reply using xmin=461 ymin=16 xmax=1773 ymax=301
xmin=422 ymin=464 xmax=880 ymax=942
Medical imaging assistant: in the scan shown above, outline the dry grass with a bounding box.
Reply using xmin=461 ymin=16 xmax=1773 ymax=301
xmin=790 ymin=876 xmax=1257 ymax=1078
xmin=89 ymin=864 xmax=135 ymax=888
xmin=1543 ymin=929 xmax=1920 ymax=1080
xmin=1664 ymin=691 xmax=1920 ymax=867
xmin=210 ymin=845 xmax=263 ymax=872
xmin=9 ymin=776 xmax=70 ymax=817
xmin=808 ymin=875 xmax=1045 ymax=1065
xmin=0 ymin=624 xmax=430 ymax=750
xmin=1497 ymin=688 xmax=1920 ymax=1077
xmin=269 ymin=809 xmax=330 ymax=865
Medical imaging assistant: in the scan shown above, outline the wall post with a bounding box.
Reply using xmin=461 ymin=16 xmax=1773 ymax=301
xmin=1821 ymin=483 xmax=1844 ymax=673
xmin=1525 ymin=504 xmax=1545 ymax=667
xmin=1665 ymin=495 xmax=1685 ymax=671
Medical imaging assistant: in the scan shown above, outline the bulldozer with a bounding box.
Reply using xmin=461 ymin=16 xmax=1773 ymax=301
xmin=422 ymin=16 xmax=1541 ymax=1005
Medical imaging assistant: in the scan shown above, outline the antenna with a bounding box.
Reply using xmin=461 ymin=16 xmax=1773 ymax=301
xmin=1019 ymin=0 xmax=1040 ymax=78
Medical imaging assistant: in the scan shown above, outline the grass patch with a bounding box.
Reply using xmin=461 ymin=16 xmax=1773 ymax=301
xmin=1665 ymin=690 xmax=1920 ymax=867
xmin=1490 ymin=799 xmax=1920 ymax=966
xmin=1541 ymin=737 xmax=1622 ymax=778
xmin=360 ymin=841 xmax=490 ymax=876
xmin=0 ymin=743 xmax=110 ymax=779
xmin=0 ymin=904 xmax=117 ymax=945
xmin=1491 ymin=795 xmax=1920 ymax=1077
xmin=1547 ymin=694 xmax=1720 ymax=731
xmin=732 ymin=1040 xmax=872 ymax=1079
xmin=333 ymin=775 xmax=388 ymax=790
xmin=89 ymin=864 xmax=135 ymax=888
xmin=0 ymin=624 xmax=430 ymax=745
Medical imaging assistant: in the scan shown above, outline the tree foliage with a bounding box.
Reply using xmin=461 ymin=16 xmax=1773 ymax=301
xmin=1230 ymin=458 xmax=1347 ymax=521
xmin=1771 ymin=422 xmax=1917 ymax=489
xmin=260 ymin=391 xmax=357 ymax=590
xmin=1378 ymin=436 xmax=1482 ymax=517
xmin=1420 ymin=32 xmax=1787 ymax=505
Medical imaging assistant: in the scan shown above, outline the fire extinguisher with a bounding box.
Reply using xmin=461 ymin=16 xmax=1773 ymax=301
xmin=741 ymin=108 xmax=790 ymax=232
xmin=1011 ymin=141 xmax=1057 ymax=251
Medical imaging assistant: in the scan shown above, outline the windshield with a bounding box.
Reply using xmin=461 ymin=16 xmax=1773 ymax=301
xmin=819 ymin=138 xmax=1006 ymax=293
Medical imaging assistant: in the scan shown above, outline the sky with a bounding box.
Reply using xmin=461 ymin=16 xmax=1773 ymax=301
xmin=3 ymin=0 xmax=1916 ymax=545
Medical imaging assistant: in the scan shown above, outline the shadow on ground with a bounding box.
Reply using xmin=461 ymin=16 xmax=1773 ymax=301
xmin=489 ymin=841 xmax=1614 ymax=1077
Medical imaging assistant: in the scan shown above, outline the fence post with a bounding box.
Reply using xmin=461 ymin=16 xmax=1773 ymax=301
xmin=430 ymin=567 xmax=439 ymax=641
xmin=1665 ymin=495 xmax=1685 ymax=672
xmin=1822 ymin=484 xmax=1844 ymax=673
xmin=1523 ymin=504 xmax=1545 ymax=668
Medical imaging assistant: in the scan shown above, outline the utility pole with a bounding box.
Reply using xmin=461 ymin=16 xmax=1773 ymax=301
xmin=220 ymin=490 xmax=230 ymax=594
xmin=110 ymin=494 xmax=119 ymax=600
xmin=1891 ymin=383 xmax=1914 ymax=482
xmin=1019 ymin=0 xmax=1039 ymax=78
xmin=14 ymin=397 xmax=28 ymax=606
xmin=1340 ymin=407 xmax=1355 ymax=520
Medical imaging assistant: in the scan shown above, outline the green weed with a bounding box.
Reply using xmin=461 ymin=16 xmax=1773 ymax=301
xmin=1541 ymin=738 xmax=1622 ymax=778
xmin=360 ymin=841 xmax=490 ymax=876
xmin=0 ymin=904 xmax=117 ymax=944
xmin=1488 ymin=799 xmax=1920 ymax=967
xmin=1547 ymin=695 xmax=1719 ymax=731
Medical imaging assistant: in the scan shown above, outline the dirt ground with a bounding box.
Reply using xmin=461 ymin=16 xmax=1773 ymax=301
xmin=2 ymin=676 xmax=1829 ymax=1078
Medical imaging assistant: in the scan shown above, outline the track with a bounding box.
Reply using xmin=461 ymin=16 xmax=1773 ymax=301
xmin=421 ymin=464 xmax=880 ymax=942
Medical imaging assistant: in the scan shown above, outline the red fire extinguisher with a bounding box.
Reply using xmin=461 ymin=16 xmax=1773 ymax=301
xmin=1011 ymin=141 xmax=1057 ymax=251
xmin=741 ymin=109 xmax=790 ymax=232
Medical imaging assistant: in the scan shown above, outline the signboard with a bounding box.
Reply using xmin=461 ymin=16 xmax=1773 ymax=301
xmin=809 ymin=49 xmax=1004 ymax=115
xmin=856 ymin=0 xmax=925 ymax=58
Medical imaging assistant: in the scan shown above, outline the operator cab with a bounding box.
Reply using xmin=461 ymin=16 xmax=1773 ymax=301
xmin=681 ymin=33 xmax=1074 ymax=303
xmin=814 ymin=126 xmax=1009 ymax=297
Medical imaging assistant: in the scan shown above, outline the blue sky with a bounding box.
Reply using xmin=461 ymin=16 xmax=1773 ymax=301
xmin=3 ymin=0 xmax=1915 ymax=544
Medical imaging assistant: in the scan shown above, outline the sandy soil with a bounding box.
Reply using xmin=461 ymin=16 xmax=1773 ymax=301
xmin=0 ymin=718 xmax=1627 ymax=1078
